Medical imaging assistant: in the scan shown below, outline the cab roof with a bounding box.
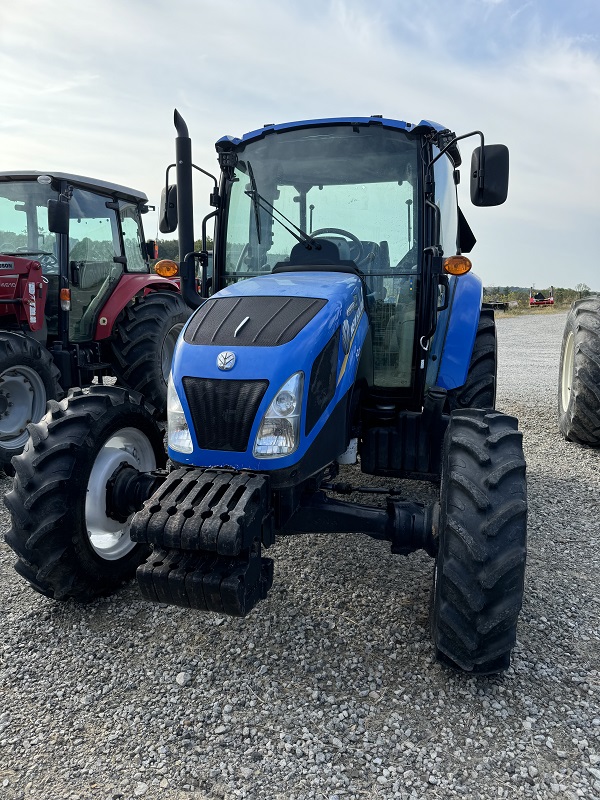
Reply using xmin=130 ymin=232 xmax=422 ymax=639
xmin=0 ymin=171 xmax=147 ymax=203
xmin=216 ymin=115 xmax=446 ymax=149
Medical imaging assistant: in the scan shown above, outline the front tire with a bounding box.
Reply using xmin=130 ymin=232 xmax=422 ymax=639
xmin=430 ymin=409 xmax=527 ymax=674
xmin=0 ymin=333 xmax=63 ymax=473
xmin=4 ymin=386 xmax=166 ymax=601
xmin=558 ymin=296 xmax=600 ymax=446
xmin=110 ymin=291 xmax=190 ymax=417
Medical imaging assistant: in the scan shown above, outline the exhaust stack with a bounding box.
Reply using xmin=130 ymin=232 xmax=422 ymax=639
xmin=174 ymin=109 xmax=202 ymax=309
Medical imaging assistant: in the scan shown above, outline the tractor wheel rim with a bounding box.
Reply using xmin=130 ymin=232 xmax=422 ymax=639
xmin=85 ymin=427 xmax=156 ymax=560
xmin=161 ymin=322 xmax=184 ymax=382
xmin=0 ymin=366 xmax=47 ymax=449
xmin=561 ymin=330 xmax=575 ymax=412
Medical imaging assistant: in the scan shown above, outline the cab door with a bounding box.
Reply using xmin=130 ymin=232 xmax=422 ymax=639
xmin=68 ymin=188 xmax=123 ymax=342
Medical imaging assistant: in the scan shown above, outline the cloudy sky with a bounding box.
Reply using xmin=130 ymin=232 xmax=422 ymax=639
xmin=1 ymin=0 xmax=598 ymax=289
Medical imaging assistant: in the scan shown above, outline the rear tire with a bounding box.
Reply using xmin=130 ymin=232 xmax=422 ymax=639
xmin=0 ymin=333 xmax=63 ymax=473
xmin=558 ymin=296 xmax=600 ymax=446
xmin=430 ymin=409 xmax=527 ymax=674
xmin=446 ymin=307 xmax=496 ymax=412
xmin=110 ymin=291 xmax=190 ymax=416
xmin=4 ymin=386 xmax=166 ymax=601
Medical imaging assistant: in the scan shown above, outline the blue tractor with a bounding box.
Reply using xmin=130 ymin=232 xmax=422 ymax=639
xmin=5 ymin=112 xmax=527 ymax=674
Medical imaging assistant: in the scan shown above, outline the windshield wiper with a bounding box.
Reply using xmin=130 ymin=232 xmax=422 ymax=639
xmin=246 ymin=161 xmax=261 ymax=245
xmin=244 ymin=161 xmax=319 ymax=251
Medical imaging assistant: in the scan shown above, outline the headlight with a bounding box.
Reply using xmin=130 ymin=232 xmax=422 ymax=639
xmin=167 ymin=374 xmax=193 ymax=453
xmin=253 ymin=372 xmax=304 ymax=458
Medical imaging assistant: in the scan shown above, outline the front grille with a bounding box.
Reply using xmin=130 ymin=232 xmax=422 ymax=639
xmin=183 ymin=377 xmax=268 ymax=452
xmin=184 ymin=296 xmax=327 ymax=347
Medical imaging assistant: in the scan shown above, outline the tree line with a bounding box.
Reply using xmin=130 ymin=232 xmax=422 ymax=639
xmin=484 ymin=284 xmax=592 ymax=308
xmin=155 ymin=238 xmax=213 ymax=261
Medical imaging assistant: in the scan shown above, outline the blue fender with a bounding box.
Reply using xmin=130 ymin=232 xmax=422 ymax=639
xmin=426 ymin=271 xmax=483 ymax=391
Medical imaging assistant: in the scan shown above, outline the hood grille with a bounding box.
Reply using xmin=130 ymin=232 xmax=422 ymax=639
xmin=183 ymin=377 xmax=268 ymax=452
xmin=184 ymin=296 xmax=327 ymax=347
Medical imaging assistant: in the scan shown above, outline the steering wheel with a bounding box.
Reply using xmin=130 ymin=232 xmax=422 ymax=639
xmin=309 ymin=227 xmax=365 ymax=268
xmin=14 ymin=249 xmax=59 ymax=273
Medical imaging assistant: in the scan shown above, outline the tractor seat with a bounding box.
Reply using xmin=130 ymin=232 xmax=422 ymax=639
xmin=272 ymin=240 xmax=361 ymax=276
xmin=72 ymin=264 xmax=123 ymax=340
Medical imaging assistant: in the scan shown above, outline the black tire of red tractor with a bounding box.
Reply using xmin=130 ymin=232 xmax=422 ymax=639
xmin=109 ymin=291 xmax=191 ymax=417
xmin=557 ymin=296 xmax=600 ymax=446
xmin=4 ymin=385 xmax=166 ymax=601
xmin=430 ymin=409 xmax=527 ymax=674
xmin=0 ymin=333 xmax=63 ymax=475
xmin=446 ymin=308 xmax=497 ymax=412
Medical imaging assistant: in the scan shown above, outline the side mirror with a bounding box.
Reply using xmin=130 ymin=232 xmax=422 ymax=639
xmin=159 ymin=184 xmax=178 ymax=233
xmin=47 ymin=198 xmax=70 ymax=235
xmin=470 ymin=144 xmax=509 ymax=207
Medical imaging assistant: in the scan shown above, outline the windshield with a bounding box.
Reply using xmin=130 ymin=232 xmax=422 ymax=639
xmin=223 ymin=124 xmax=422 ymax=389
xmin=0 ymin=180 xmax=59 ymax=271
xmin=223 ymin=124 xmax=419 ymax=282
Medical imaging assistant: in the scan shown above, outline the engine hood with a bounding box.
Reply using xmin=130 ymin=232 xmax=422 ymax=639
xmin=183 ymin=273 xmax=362 ymax=351
xmin=169 ymin=271 xmax=368 ymax=473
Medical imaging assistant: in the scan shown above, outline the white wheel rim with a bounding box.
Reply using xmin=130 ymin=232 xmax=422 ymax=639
xmin=561 ymin=330 xmax=575 ymax=412
xmin=0 ymin=365 xmax=47 ymax=449
xmin=85 ymin=427 xmax=156 ymax=560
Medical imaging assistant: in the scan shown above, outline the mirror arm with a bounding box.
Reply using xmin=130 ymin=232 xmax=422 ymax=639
xmin=163 ymin=163 xmax=176 ymax=204
xmin=428 ymin=130 xmax=485 ymax=171
xmin=192 ymin=164 xmax=219 ymax=205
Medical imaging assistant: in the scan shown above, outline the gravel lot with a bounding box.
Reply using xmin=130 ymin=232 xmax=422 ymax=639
xmin=1 ymin=310 xmax=599 ymax=800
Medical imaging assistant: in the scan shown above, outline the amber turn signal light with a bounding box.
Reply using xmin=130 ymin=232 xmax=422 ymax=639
xmin=443 ymin=255 xmax=472 ymax=276
xmin=154 ymin=259 xmax=179 ymax=278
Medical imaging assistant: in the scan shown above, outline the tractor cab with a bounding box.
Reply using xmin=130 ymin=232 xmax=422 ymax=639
xmin=215 ymin=122 xmax=421 ymax=390
xmin=0 ymin=172 xmax=154 ymax=343
xmin=169 ymin=116 xmax=507 ymax=410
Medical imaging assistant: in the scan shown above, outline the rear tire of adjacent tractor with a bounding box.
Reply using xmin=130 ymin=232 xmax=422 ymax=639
xmin=430 ymin=409 xmax=527 ymax=674
xmin=446 ymin=308 xmax=497 ymax=412
xmin=4 ymin=386 xmax=166 ymax=601
xmin=0 ymin=333 xmax=63 ymax=475
xmin=110 ymin=291 xmax=191 ymax=417
xmin=558 ymin=296 xmax=600 ymax=446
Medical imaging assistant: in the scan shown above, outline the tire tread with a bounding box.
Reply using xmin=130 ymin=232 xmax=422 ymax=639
xmin=431 ymin=408 xmax=527 ymax=674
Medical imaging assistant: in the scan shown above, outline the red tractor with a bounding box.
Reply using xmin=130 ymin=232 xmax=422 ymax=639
xmin=0 ymin=171 xmax=189 ymax=471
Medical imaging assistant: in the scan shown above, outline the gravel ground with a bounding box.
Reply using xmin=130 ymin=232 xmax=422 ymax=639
xmin=1 ymin=310 xmax=599 ymax=800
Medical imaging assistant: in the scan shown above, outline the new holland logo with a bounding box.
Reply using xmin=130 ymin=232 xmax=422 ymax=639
xmin=217 ymin=351 xmax=236 ymax=371
xmin=341 ymin=291 xmax=364 ymax=354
